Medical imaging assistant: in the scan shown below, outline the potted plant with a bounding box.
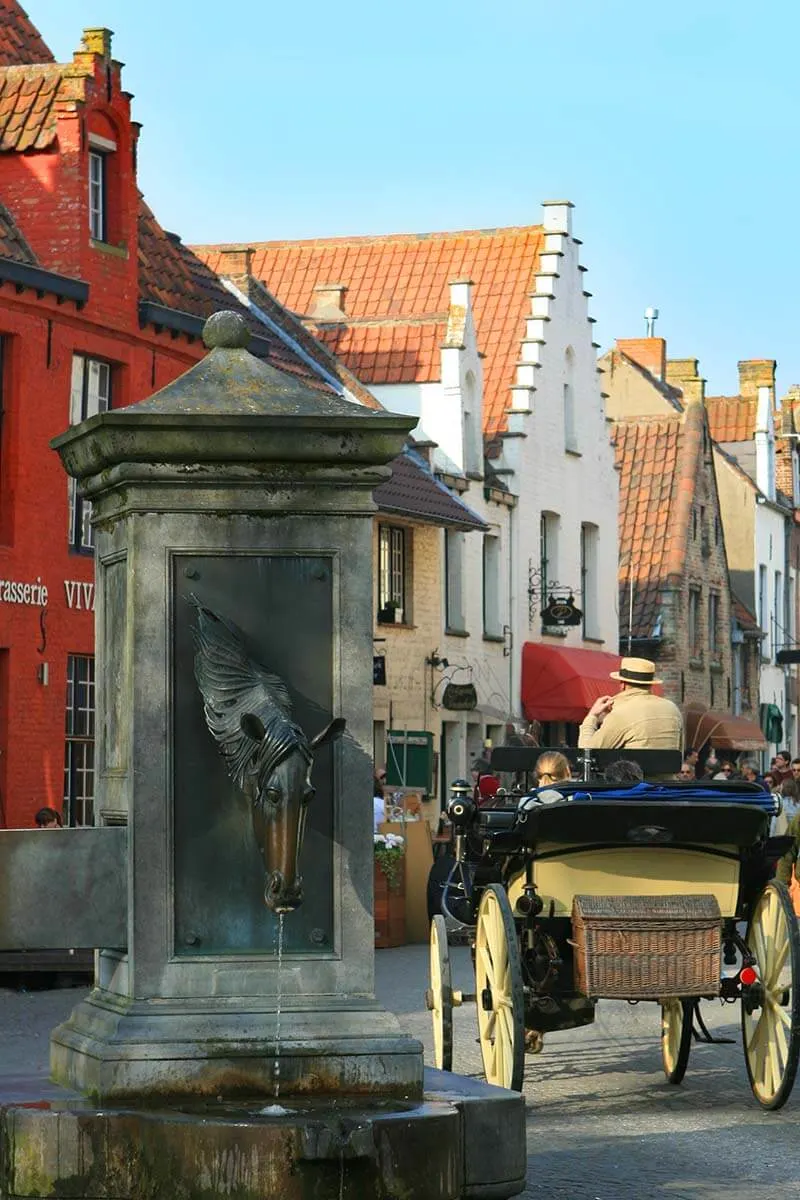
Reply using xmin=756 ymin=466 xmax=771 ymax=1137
xmin=374 ymin=832 xmax=406 ymax=948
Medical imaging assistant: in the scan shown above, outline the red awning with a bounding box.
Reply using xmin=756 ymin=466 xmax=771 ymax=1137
xmin=521 ymin=643 xmax=622 ymax=724
xmin=684 ymin=705 xmax=767 ymax=753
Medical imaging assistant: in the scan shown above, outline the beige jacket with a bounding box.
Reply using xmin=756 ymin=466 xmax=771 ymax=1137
xmin=578 ymin=687 xmax=684 ymax=751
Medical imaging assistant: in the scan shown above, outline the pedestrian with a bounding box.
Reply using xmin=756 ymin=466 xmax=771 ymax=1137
xmin=772 ymin=751 xmax=793 ymax=785
xmin=373 ymin=768 xmax=386 ymax=832
xmin=739 ymin=759 xmax=765 ymax=788
xmin=34 ymin=807 xmax=62 ymax=828
xmin=676 ymin=760 xmax=696 ymax=780
xmin=578 ymin=657 xmax=683 ymax=751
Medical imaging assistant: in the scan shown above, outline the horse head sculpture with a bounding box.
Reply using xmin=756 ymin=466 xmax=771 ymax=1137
xmin=191 ymin=599 xmax=345 ymax=912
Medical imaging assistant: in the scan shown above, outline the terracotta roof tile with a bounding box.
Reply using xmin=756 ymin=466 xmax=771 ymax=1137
xmin=312 ymin=320 xmax=445 ymax=384
xmin=0 ymin=63 xmax=66 ymax=150
xmin=0 ymin=1 xmax=53 ymax=67
xmin=374 ymin=447 xmax=486 ymax=530
xmin=0 ymin=198 xmax=35 ymax=261
xmin=137 ymin=201 xmax=336 ymax=395
xmin=706 ymin=395 xmax=756 ymax=442
xmin=613 ymin=416 xmax=682 ymax=639
xmin=194 ymin=227 xmax=545 ymax=437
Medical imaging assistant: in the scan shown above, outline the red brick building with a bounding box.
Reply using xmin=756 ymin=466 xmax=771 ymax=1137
xmin=0 ymin=4 xmax=363 ymax=829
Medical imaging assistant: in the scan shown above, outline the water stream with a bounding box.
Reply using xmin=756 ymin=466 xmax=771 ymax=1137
xmin=259 ymin=912 xmax=291 ymax=1117
xmin=273 ymin=911 xmax=284 ymax=1098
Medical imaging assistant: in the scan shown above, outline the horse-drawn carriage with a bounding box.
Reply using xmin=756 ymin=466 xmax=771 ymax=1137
xmin=425 ymin=747 xmax=800 ymax=1110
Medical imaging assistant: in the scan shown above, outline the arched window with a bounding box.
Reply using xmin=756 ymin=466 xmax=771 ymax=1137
xmin=463 ymin=370 xmax=480 ymax=474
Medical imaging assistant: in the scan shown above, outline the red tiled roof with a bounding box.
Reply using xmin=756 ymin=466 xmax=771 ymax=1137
xmin=138 ymin=201 xmax=336 ymax=395
xmin=0 ymin=1 xmax=53 ymax=67
xmin=0 ymin=63 xmax=66 ymax=150
xmin=195 ymin=226 xmax=545 ymax=437
xmin=733 ymin=597 xmax=759 ymax=632
xmin=614 ymin=416 xmax=683 ymax=639
xmin=706 ymin=395 xmax=756 ymax=442
xmin=313 ymin=320 xmax=445 ymax=384
xmin=0 ymin=198 xmax=35 ymax=261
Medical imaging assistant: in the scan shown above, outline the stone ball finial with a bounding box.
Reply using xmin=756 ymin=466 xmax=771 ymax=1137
xmin=202 ymin=311 xmax=251 ymax=351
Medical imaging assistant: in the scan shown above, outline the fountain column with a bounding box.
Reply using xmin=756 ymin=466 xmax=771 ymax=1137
xmin=49 ymin=311 xmax=422 ymax=1102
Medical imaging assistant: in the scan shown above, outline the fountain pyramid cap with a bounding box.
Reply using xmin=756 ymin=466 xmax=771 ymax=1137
xmin=52 ymin=310 xmax=417 ymax=481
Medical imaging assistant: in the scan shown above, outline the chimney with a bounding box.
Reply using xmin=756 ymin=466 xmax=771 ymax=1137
xmin=738 ymin=359 xmax=775 ymax=403
xmin=665 ymin=358 xmax=705 ymax=404
xmin=616 ymin=338 xmax=666 ymax=381
xmin=214 ymin=246 xmax=255 ymax=279
xmin=81 ymin=27 xmax=113 ymax=59
xmin=310 ymin=283 xmax=347 ymax=320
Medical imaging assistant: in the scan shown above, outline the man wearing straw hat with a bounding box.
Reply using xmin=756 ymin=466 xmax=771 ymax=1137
xmin=578 ymin=657 xmax=683 ymax=750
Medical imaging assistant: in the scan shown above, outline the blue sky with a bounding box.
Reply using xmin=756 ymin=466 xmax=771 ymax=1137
xmin=28 ymin=0 xmax=800 ymax=397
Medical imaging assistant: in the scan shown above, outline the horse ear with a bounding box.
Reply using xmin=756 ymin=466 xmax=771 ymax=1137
xmin=309 ymin=717 xmax=346 ymax=750
xmin=241 ymin=713 xmax=266 ymax=742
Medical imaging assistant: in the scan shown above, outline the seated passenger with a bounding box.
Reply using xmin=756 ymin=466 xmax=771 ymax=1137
xmin=604 ymin=759 xmax=644 ymax=785
xmin=519 ymin=751 xmax=571 ymax=807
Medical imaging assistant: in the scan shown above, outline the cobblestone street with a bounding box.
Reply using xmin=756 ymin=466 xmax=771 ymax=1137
xmin=3 ymin=945 xmax=800 ymax=1199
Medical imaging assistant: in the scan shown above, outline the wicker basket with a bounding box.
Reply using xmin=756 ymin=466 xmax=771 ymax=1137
xmin=572 ymin=894 xmax=721 ymax=999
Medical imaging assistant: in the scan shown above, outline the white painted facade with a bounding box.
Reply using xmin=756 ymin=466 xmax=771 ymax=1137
xmin=371 ymin=201 xmax=620 ymax=763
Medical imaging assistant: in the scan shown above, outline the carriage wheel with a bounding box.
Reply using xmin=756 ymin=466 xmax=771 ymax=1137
xmin=660 ymin=999 xmax=693 ymax=1084
xmin=426 ymin=914 xmax=458 ymax=1071
xmin=741 ymin=881 xmax=800 ymax=1111
xmin=474 ymin=883 xmax=525 ymax=1091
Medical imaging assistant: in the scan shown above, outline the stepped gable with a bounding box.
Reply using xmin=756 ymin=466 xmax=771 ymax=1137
xmin=0 ymin=0 xmax=54 ymax=66
xmin=138 ymin=202 xmax=337 ymax=395
xmin=194 ymin=226 xmax=545 ymax=437
xmin=0 ymin=200 xmax=35 ymax=261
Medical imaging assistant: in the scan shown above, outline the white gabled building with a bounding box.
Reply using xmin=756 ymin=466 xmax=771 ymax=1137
xmin=195 ymin=202 xmax=620 ymax=791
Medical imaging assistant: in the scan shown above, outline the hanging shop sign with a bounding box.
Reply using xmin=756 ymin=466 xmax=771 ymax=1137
xmin=442 ymin=682 xmax=478 ymax=711
xmin=540 ymin=594 xmax=582 ymax=628
xmin=0 ymin=576 xmax=48 ymax=606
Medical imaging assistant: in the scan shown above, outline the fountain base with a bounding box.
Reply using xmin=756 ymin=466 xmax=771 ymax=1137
xmin=0 ymin=1069 xmax=526 ymax=1199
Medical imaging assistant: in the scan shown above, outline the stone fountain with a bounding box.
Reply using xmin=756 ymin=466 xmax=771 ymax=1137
xmin=0 ymin=312 xmax=525 ymax=1199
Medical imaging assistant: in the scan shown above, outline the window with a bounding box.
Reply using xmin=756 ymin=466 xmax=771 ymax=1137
xmin=708 ymin=591 xmax=720 ymax=658
xmin=68 ymin=355 xmax=112 ymax=551
xmin=758 ymin=564 xmax=768 ymax=658
xmin=775 ymin=570 xmax=783 ymax=652
xmin=63 ymin=654 xmax=95 ymax=827
xmin=540 ymin=511 xmax=560 ymax=590
xmin=688 ymin=587 xmax=701 ymax=657
xmin=445 ymin=530 xmax=466 ymax=632
xmin=483 ymin=534 xmax=501 ymax=636
xmin=89 ymin=150 xmax=106 ymax=241
xmin=378 ymin=525 xmax=409 ymax=624
xmin=581 ymin=523 xmax=600 ymax=639
xmin=463 ymin=371 xmax=481 ymax=475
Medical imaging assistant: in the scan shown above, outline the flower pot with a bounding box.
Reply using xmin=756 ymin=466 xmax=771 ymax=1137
xmin=374 ymin=860 xmax=406 ymax=948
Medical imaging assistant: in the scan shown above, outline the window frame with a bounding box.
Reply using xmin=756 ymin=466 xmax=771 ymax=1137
xmin=377 ymin=524 xmax=410 ymax=624
xmin=69 ymin=354 xmax=113 ymax=552
xmin=688 ymin=586 xmax=702 ymax=657
xmin=482 ymin=533 xmax=502 ymax=638
xmin=89 ymin=149 xmax=107 ymax=242
xmin=580 ymin=522 xmax=600 ymax=640
xmin=708 ymin=590 xmax=720 ymax=658
xmin=63 ymin=653 xmax=96 ymax=827
xmin=445 ymin=529 xmax=466 ymax=634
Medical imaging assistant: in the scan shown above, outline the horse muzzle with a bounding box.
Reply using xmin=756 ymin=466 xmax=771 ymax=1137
xmin=265 ymin=870 xmax=304 ymax=913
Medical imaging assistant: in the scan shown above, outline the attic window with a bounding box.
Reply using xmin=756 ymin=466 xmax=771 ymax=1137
xmin=89 ymin=150 xmax=106 ymax=240
xmin=88 ymin=133 xmax=117 ymax=244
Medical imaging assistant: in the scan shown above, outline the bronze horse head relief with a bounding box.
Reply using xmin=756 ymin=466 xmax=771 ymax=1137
xmin=191 ymin=599 xmax=345 ymax=913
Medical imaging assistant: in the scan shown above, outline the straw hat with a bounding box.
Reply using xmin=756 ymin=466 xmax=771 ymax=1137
xmin=609 ymin=656 xmax=662 ymax=686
